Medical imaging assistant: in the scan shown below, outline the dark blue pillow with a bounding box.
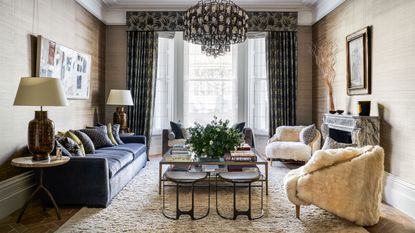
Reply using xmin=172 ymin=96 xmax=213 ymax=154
xmin=170 ymin=121 xmax=184 ymax=139
xmin=57 ymin=137 xmax=83 ymax=157
xmin=232 ymin=122 xmax=245 ymax=133
xmin=53 ymin=139 xmax=72 ymax=157
xmin=81 ymin=126 xmax=114 ymax=149
xmin=72 ymin=130 xmax=96 ymax=154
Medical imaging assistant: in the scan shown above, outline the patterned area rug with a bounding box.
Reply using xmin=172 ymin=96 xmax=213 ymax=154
xmin=57 ymin=158 xmax=367 ymax=233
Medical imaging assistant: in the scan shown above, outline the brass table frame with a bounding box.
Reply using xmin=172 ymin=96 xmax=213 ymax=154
xmin=159 ymin=149 xmax=269 ymax=196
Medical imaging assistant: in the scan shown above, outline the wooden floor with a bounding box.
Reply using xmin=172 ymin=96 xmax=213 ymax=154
xmin=0 ymin=198 xmax=414 ymax=233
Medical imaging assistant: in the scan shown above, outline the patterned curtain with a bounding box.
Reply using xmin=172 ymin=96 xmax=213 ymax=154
xmin=127 ymin=31 xmax=158 ymax=158
xmin=267 ymin=31 xmax=297 ymax=137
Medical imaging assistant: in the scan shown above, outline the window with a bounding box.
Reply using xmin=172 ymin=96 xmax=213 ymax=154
xmin=152 ymin=36 xmax=174 ymax=134
xmin=247 ymin=37 xmax=268 ymax=135
xmin=183 ymin=42 xmax=238 ymax=126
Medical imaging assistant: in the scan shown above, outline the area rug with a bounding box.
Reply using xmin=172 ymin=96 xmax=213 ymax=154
xmin=57 ymin=158 xmax=368 ymax=233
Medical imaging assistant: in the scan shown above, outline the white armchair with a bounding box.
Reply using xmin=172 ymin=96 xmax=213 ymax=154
xmin=283 ymin=146 xmax=384 ymax=226
xmin=265 ymin=126 xmax=321 ymax=162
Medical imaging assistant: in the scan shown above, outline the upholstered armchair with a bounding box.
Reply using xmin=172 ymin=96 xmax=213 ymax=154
xmin=162 ymin=128 xmax=255 ymax=155
xmin=265 ymin=126 xmax=321 ymax=162
xmin=284 ymin=146 xmax=384 ymax=226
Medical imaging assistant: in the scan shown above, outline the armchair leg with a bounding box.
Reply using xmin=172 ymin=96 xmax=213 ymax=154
xmin=295 ymin=205 xmax=300 ymax=219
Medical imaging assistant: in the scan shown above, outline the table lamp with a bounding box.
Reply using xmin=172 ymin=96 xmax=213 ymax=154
xmin=14 ymin=77 xmax=68 ymax=161
xmin=106 ymin=89 xmax=134 ymax=133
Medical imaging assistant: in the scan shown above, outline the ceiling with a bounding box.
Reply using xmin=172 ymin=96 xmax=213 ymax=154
xmin=75 ymin=0 xmax=345 ymax=25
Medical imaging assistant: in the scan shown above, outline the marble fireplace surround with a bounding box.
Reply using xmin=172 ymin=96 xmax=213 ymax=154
xmin=321 ymin=114 xmax=380 ymax=147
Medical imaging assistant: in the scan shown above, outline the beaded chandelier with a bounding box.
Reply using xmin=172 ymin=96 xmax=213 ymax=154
xmin=184 ymin=0 xmax=249 ymax=57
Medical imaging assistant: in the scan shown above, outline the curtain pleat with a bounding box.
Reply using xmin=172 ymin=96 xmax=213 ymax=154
xmin=127 ymin=31 xmax=158 ymax=159
xmin=267 ymin=31 xmax=297 ymax=137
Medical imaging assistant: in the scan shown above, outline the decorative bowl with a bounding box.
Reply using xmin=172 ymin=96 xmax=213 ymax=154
xmin=329 ymin=110 xmax=337 ymax=114
xmin=336 ymin=110 xmax=344 ymax=114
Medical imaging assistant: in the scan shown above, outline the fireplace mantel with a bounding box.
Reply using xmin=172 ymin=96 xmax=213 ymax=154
xmin=321 ymin=114 xmax=380 ymax=147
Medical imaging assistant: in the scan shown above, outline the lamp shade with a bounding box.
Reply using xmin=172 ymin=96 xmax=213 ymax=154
xmin=106 ymin=89 xmax=134 ymax=106
xmin=13 ymin=77 xmax=68 ymax=106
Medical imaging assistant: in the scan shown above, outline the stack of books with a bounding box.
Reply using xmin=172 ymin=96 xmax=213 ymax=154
xmin=226 ymin=150 xmax=257 ymax=162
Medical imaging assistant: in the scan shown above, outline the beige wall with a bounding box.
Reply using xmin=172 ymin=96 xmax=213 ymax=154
xmin=312 ymin=0 xmax=415 ymax=185
xmin=105 ymin=25 xmax=127 ymax=123
xmin=0 ymin=0 xmax=106 ymax=181
xmin=297 ymin=26 xmax=313 ymax=125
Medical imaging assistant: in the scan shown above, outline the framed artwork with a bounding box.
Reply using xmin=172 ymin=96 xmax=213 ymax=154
xmin=36 ymin=35 xmax=91 ymax=99
xmin=346 ymin=26 xmax=371 ymax=95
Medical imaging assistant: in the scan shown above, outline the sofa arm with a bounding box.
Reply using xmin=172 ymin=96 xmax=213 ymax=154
xmin=309 ymin=130 xmax=322 ymax=154
xmin=121 ymin=135 xmax=146 ymax=145
xmin=162 ymin=129 xmax=170 ymax=155
xmin=43 ymin=156 xmax=110 ymax=207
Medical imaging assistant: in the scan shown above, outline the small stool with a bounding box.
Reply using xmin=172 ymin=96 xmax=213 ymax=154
xmin=162 ymin=171 xmax=210 ymax=220
xmin=216 ymin=171 xmax=264 ymax=220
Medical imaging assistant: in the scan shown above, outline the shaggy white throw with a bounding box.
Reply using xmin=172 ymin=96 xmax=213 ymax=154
xmin=57 ymin=158 xmax=369 ymax=233
xmin=284 ymin=146 xmax=384 ymax=226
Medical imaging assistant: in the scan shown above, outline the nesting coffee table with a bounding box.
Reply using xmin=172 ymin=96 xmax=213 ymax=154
xmin=159 ymin=149 xmax=269 ymax=195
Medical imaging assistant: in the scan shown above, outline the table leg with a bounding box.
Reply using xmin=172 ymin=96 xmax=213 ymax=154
xmin=265 ymin=162 xmax=269 ymax=195
xmin=159 ymin=164 xmax=162 ymax=195
xmin=17 ymin=185 xmax=41 ymax=223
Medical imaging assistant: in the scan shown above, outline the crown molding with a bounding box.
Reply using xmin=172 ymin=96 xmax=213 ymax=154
xmin=75 ymin=0 xmax=344 ymax=26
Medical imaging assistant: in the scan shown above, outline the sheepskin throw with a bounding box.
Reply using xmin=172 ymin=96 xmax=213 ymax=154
xmin=284 ymin=146 xmax=385 ymax=226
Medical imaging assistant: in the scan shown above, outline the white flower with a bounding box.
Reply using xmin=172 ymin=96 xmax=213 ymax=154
xmin=209 ymin=140 xmax=213 ymax=145
xmin=216 ymin=128 xmax=220 ymax=132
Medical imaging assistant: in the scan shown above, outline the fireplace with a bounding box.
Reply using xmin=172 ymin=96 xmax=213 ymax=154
xmin=321 ymin=114 xmax=380 ymax=146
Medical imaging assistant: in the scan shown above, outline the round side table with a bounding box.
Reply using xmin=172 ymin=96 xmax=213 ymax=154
xmin=11 ymin=156 xmax=70 ymax=223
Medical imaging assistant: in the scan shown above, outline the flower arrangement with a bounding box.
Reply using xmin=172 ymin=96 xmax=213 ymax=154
xmin=186 ymin=117 xmax=243 ymax=159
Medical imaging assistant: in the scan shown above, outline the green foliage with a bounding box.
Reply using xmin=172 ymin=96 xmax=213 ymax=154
xmin=186 ymin=117 xmax=243 ymax=158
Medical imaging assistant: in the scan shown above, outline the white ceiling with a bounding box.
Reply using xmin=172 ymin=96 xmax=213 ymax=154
xmin=75 ymin=0 xmax=345 ymax=25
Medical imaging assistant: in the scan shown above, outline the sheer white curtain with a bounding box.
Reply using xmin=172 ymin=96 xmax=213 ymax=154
xmin=183 ymin=42 xmax=238 ymax=126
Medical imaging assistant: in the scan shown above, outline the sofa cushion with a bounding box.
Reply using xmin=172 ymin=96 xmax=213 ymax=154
xmin=265 ymin=141 xmax=311 ymax=161
xmin=106 ymin=123 xmax=118 ymax=145
xmin=81 ymin=126 xmax=114 ymax=149
xmin=65 ymin=131 xmax=86 ymax=156
xmin=299 ymin=124 xmax=317 ymax=145
xmin=273 ymin=126 xmax=305 ymax=142
xmin=232 ymin=122 xmax=245 ymax=133
xmin=72 ymin=130 xmax=95 ymax=154
xmin=57 ymin=137 xmax=84 ymax=157
xmin=99 ymin=143 xmax=146 ymax=160
xmin=170 ymin=121 xmax=185 ymax=139
xmin=93 ymin=149 xmax=134 ymax=178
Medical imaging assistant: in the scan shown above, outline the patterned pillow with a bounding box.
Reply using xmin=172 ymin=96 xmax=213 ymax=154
xmin=81 ymin=126 xmax=114 ymax=149
xmin=53 ymin=138 xmax=72 ymax=157
xmin=322 ymin=137 xmax=357 ymax=150
xmin=72 ymin=130 xmax=95 ymax=154
xmin=299 ymin=124 xmax=317 ymax=145
xmin=65 ymin=131 xmax=86 ymax=156
xmin=57 ymin=137 xmax=84 ymax=157
xmin=106 ymin=123 xmax=118 ymax=145
xmin=112 ymin=124 xmax=124 ymax=145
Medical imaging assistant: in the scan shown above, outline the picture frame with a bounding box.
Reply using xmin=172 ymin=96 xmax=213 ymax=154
xmin=346 ymin=26 xmax=371 ymax=95
xmin=36 ymin=35 xmax=91 ymax=99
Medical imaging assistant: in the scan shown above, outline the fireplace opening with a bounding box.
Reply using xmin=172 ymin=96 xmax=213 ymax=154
xmin=329 ymin=128 xmax=352 ymax=144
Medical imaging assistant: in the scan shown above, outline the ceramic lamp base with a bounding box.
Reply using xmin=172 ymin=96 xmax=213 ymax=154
xmin=28 ymin=111 xmax=55 ymax=161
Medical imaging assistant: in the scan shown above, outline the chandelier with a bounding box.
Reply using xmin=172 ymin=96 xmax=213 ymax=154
xmin=183 ymin=0 xmax=249 ymax=57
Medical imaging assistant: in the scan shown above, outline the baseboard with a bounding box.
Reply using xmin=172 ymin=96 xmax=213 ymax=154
xmin=0 ymin=171 xmax=36 ymax=220
xmin=383 ymin=172 xmax=415 ymax=220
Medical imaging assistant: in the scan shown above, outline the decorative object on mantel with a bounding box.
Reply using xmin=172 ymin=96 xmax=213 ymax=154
xmin=313 ymin=41 xmax=336 ymax=112
xmin=346 ymin=26 xmax=371 ymax=95
xmin=321 ymin=114 xmax=379 ymax=147
xmin=183 ymin=0 xmax=249 ymax=57
xmin=106 ymin=89 xmax=134 ymax=133
xmin=36 ymin=35 xmax=92 ymax=99
xmin=14 ymin=77 xmax=68 ymax=161
xmin=336 ymin=110 xmax=344 ymax=114
xmin=358 ymin=101 xmax=371 ymax=116
xmin=186 ymin=117 xmax=243 ymax=159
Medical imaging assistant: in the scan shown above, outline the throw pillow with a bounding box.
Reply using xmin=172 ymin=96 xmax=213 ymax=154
xmin=112 ymin=124 xmax=124 ymax=145
xmin=65 ymin=131 xmax=86 ymax=156
xmin=232 ymin=122 xmax=245 ymax=133
xmin=106 ymin=123 xmax=118 ymax=145
xmin=81 ymin=126 xmax=114 ymax=149
xmin=53 ymin=138 xmax=72 ymax=157
xmin=168 ymin=132 xmax=176 ymax=140
xmin=170 ymin=121 xmax=184 ymax=139
xmin=299 ymin=124 xmax=317 ymax=145
xmin=322 ymin=136 xmax=357 ymax=150
xmin=57 ymin=137 xmax=84 ymax=157
xmin=72 ymin=130 xmax=96 ymax=154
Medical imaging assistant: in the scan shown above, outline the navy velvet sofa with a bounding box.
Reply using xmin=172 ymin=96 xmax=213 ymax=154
xmin=43 ymin=135 xmax=147 ymax=207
